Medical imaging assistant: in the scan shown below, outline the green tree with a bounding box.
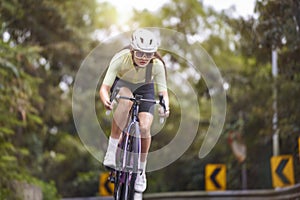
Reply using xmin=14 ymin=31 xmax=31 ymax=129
xmin=0 ymin=32 xmax=58 ymax=198
xmin=0 ymin=0 xmax=117 ymax=197
xmin=129 ymin=0 xmax=245 ymax=192
xmin=224 ymin=0 xmax=300 ymax=189
xmin=129 ymin=0 xmax=300 ymax=191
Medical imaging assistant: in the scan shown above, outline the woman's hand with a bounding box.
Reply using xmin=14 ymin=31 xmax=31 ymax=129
xmin=158 ymin=106 xmax=170 ymax=118
xmin=158 ymin=90 xmax=170 ymax=118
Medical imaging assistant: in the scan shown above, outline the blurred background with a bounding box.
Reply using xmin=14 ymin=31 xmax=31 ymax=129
xmin=1 ymin=0 xmax=300 ymax=199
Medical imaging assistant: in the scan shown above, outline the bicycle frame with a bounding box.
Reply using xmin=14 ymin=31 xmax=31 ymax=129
xmin=117 ymin=102 xmax=141 ymax=173
xmin=109 ymin=88 xmax=166 ymax=200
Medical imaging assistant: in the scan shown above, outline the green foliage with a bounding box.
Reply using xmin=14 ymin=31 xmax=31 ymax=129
xmin=1 ymin=0 xmax=300 ymax=197
xmin=221 ymin=0 xmax=300 ymax=189
xmin=42 ymin=134 xmax=101 ymax=197
xmin=17 ymin=176 xmax=60 ymax=200
xmin=0 ymin=0 xmax=103 ymax=197
xmin=129 ymin=0 xmax=300 ymax=192
xmin=0 ymin=32 xmax=45 ymax=196
xmin=235 ymin=0 xmax=300 ymax=78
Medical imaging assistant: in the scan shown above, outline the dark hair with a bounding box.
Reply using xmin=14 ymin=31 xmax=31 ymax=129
xmin=153 ymin=51 xmax=167 ymax=78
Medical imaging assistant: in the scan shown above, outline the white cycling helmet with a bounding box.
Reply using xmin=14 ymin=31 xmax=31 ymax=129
xmin=130 ymin=28 xmax=159 ymax=53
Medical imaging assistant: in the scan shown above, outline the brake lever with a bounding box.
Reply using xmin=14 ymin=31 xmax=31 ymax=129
xmin=158 ymin=94 xmax=166 ymax=124
xmin=159 ymin=94 xmax=166 ymax=112
xmin=106 ymin=87 xmax=120 ymax=116
xmin=110 ymin=87 xmax=120 ymax=103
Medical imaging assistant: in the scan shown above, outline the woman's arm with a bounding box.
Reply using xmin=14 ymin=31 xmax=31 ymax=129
xmin=99 ymin=84 xmax=113 ymax=110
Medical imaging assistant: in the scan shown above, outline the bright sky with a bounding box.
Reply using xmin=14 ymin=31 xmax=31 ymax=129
xmin=202 ymin=0 xmax=256 ymax=18
xmin=98 ymin=0 xmax=256 ymax=19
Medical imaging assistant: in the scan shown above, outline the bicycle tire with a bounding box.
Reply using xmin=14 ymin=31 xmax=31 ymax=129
xmin=114 ymin=171 xmax=123 ymax=200
xmin=114 ymin=168 xmax=138 ymax=200
xmin=114 ymin=130 xmax=127 ymax=200
xmin=127 ymin=122 xmax=140 ymax=173
xmin=114 ymin=122 xmax=140 ymax=200
xmin=126 ymin=122 xmax=140 ymax=199
xmin=127 ymin=172 xmax=137 ymax=199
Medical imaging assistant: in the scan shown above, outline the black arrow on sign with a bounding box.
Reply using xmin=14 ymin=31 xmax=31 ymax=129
xmin=210 ymin=167 xmax=221 ymax=189
xmin=275 ymin=158 xmax=290 ymax=184
xmin=105 ymin=178 xmax=113 ymax=195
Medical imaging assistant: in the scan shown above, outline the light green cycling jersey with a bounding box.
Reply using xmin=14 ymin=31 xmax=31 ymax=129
xmin=103 ymin=49 xmax=167 ymax=92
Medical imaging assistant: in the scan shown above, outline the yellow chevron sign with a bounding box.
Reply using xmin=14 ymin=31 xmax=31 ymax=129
xmin=271 ymin=155 xmax=295 ymax=188
xmin=205 ymin=164 xmax=226 ymax=191
xmin=99 ymin=172 xmax=114 ymax=196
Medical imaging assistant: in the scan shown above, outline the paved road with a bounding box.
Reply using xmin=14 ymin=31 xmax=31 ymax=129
xmin=62 ymin=197 xmax=112 ymax=200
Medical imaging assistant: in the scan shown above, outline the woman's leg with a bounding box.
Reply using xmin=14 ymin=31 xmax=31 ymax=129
xmin=111 ymin=87 xmax=133 ymax=139
xmin=135 ymin=111 xmax=153 ymax=193
xmin=104 ymin=87 xmax=132 ymax=168
xmin=138 ymin=112 xmax=154 ymax=162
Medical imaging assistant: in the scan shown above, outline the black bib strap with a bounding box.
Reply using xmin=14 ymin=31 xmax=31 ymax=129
xmin=145 ymin=61 xmax=153 ymax=83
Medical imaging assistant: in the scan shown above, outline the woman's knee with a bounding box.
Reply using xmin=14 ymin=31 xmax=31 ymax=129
xmin=139 ymin=123 xmax=151 ymax=138
xmin=139 ymin=113 xmax=153 ymax=138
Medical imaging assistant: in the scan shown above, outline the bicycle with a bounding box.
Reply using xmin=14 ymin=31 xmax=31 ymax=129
xmin=107 ymin=87 xmax=166 ymax=200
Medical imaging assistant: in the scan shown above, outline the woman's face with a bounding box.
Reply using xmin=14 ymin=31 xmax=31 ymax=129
xmin=133 ymin=50 xmax=154 ymax=67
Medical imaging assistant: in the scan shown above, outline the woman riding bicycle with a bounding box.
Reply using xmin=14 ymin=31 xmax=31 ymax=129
xmin=99 ymin=28 xmax=170 ymax=193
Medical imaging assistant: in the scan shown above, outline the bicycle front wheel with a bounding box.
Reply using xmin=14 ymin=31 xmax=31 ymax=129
xmin=114 ymin=171 xmax=137 ymax=200
xmin=114 ymin=122 xmax=141 ymax=200
xmin=128 ymin=122 xmax=141 ymax=173
xmin=125 ymin=122 xmax=140 ymax=199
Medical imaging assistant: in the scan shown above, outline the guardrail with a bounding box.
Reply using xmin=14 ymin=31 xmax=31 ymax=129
xmin=63 ymin=183 xmax=300 ymax=200
xmin=144 ymin=183 xmax=300 ymax=200
xmin=62 ymin=197 xmax=112 ymax=200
